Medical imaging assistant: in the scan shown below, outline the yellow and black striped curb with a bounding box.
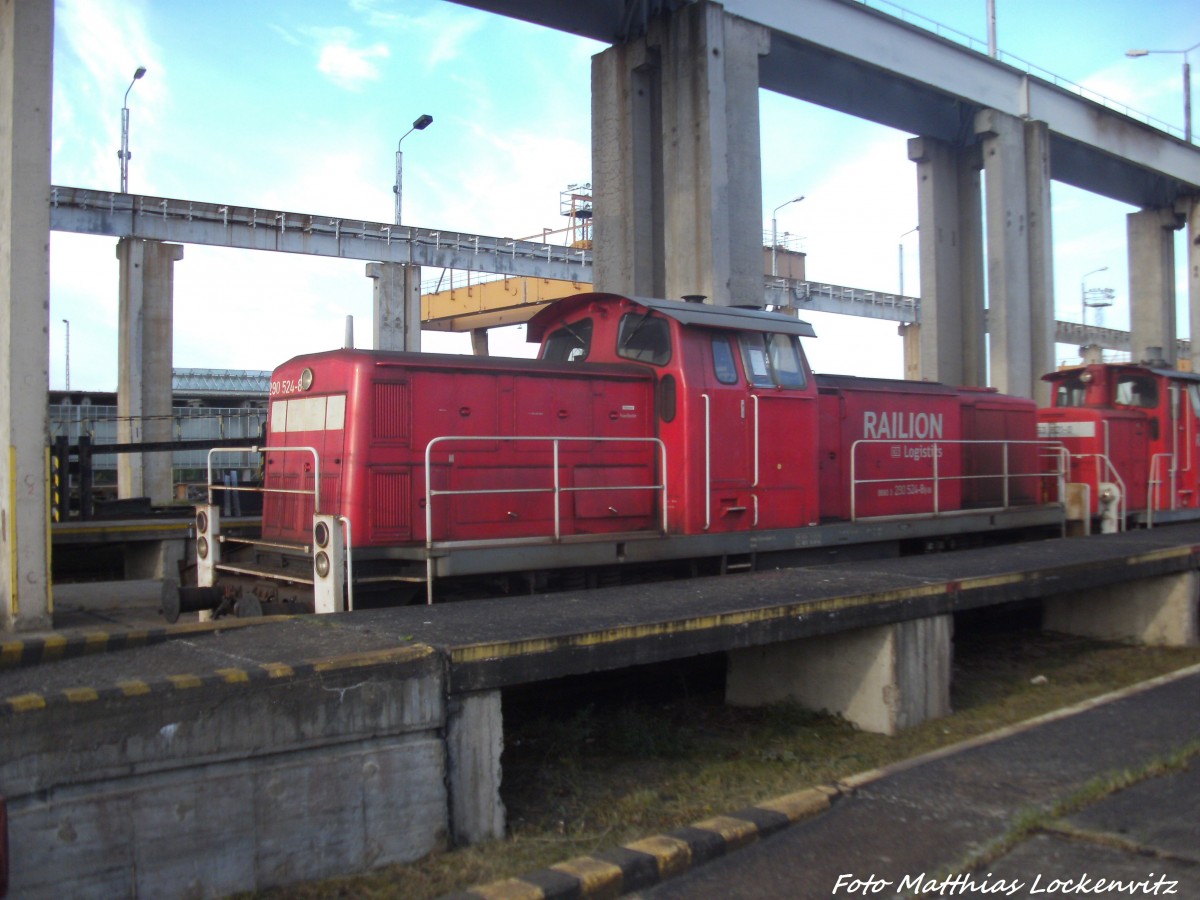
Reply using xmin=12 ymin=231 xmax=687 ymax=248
xmin=0 ymin=615 xmax=292 ymax=671
xmin=444 ymin=787 xmax=836 ymax=900
xmin=1 ymin=644 xmax=435 ymax=717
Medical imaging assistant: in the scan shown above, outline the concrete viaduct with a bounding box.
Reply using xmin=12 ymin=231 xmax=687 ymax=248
xmin=4 ymin=0 xmax=1200 ymax=632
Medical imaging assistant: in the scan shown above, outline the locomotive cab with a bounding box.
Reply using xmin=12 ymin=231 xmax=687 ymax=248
xmin=529 ymin=294 xmax=823 ymax=534
xmin=1038 ymin=363 xmax=1200 ymax=529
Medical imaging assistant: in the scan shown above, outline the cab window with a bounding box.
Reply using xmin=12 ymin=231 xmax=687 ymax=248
xmin=617 ymin=313 xmax=671 ymax=365
xmin=739 ymin=333 xmax=807 ymax=389
xmin=712 ymin=336 xmax=739 ymax=384
xmin=1114 ymin=375 xmax=1158 ymax=409
xmin=542 ymin=319 xmax=593 ymax=362
xmin=1053 ymin=379 xmax=1087 ymax=408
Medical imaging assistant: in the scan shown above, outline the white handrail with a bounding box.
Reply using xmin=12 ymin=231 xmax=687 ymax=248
xmin=422 ymin=433 xmax=668 ymax=605
xmin=207 ymin=444 xmax=321 ymax=511
xmin=423 ymin=434 xmax=668 ymax=548
xmin=849 ymin=439 xmax=1066 ymax=522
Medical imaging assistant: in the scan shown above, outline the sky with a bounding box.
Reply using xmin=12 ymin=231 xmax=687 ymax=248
xmin=48 ymin=0 xmax=1200 ymax=391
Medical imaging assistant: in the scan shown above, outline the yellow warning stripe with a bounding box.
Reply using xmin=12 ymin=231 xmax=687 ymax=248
xmin=624 ymin=834 xmax=693 ymax=878
xmin=549 ymin=857 xmax=624 ymax=893
xmin=692 ymin=814 xmax=761 ymax=851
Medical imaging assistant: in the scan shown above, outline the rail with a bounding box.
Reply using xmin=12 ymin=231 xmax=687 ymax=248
xmin=849 ymin=439 xmax=1068 ymax=522
xmin=423 ymin=434 xmax=668 ymax=604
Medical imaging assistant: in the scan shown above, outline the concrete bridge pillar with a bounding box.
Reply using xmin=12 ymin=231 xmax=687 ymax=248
xmin=726 ymin=615 xmax=953 ymax=735
xmin=117 ymin=239 xmax=184 ymax=506
xmin=366 ymin=262 xmax=422 ymax=351
xmin=446 ymin=690 xmax=505 ymax=844
xmin=1188 ymin=196 xmax=1200 ymax=373
xmin=975 ymin=111 xmax=1056 ymax=403
xmin=906 ymin=137 xmax=985 ymax=386
xmin=1044 ymin=571 xmax=1198 ymax=646
xmin=592 ymin=1 xmax=769 ymax=306
xmin=1128 ymin=207 xmax=1185 ymax=366
xmin=0 ymin=0 xmax=53 ymax=632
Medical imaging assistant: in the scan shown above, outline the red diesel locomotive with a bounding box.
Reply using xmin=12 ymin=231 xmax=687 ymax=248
xmin=1038 ymin=362 xmax=1200 ymax=531
xmin=188 ymin=293 xmax=1068 ymax=618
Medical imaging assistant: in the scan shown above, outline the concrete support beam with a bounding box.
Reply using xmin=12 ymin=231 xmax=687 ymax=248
xmin=907 ymin=137 xmax=985 ymax=386
xmin=726 ymin=615 xmax=953 ymax=735
xmin=1188 ymin=196 xmax=1200 ymax=374
xmin=1044 ymin=571 xmax=1199 ymax=647
xmin=975 ymin=110 xmax=1056 ymax=401
xmin=1024 ymin=120 xmax=1056 ymax=401
xmin=116 ymin=239 xmax=184 ymax=505
xmin=593 ymin=1 xmax=769 ymax=306
xmin=366 ymin=262 xmax=421 ymax=352
xmin=898 ymin=322 xmax=921 ymax=381
xmin=1128 ymin=207 xmax=1184 ymax=366
xmin=0 ymin=0 xmax=53 ymax=632
xmin=446 ymin=690 xmax=505 ymax=845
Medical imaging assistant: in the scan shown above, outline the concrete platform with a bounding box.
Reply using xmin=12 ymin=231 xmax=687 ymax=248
xmin=3 ymin=523 xmax=1200 ymax=896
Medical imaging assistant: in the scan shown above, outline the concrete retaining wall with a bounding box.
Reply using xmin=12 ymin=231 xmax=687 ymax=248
xmin=1 ymin=649 xmax=450 ymax=898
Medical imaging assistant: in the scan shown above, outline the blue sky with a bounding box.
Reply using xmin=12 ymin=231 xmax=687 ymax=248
xmin=49 ymin=0 xmax=1199 ymax=389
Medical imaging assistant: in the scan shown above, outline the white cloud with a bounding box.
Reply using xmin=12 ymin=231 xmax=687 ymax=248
xmin=317 ymin=36 xmax=390 ymax=91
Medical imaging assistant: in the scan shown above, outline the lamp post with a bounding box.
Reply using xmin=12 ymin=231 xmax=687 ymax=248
xmin=898 ymin=226 xmax=918 ymax=296
xmin=771 ymin=194 xmax=805 ymax=277
xmin=62 ymin=319 xmax=70 ymax=391
xmin=1126 ymin=42 xmax=1199 ymax=143
xmin=118 ymin=66 xmax=147 ymax=193
xmin=394 ymin=113 xmax=433 ymax=225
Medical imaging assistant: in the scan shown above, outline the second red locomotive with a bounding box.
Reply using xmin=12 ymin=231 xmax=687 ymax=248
xmin=190 ymin=293 xmax=1067 ymax=617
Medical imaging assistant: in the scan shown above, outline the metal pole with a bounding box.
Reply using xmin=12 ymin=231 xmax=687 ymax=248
xmin=62 ymin=319 xmax=69 ymax=390
xmin=119 ymin=67 xmax=146 ymax=193
xmin=1184 ymin=57 xmax=1192 ymax=143
xmin=986 ymin=0 xmax=997 ymax=58
xmin=771 ymin=195 xmax=804 ymax=278
xmin=771 ymin=216 xmax=778 ymax=277
xmin=394 ymin=148 xmax=403 ymax=225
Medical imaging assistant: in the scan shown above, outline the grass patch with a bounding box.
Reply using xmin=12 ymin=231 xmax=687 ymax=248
xmin=249 ymin=631 xmax=1200 ymax=900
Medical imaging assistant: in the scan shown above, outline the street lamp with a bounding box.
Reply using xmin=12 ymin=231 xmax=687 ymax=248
xmin=1080 ymin=266 xmax=1114 ymax=335
xmin=1126 ymin=42 xmax=1199 ymax=143
xmin=62 ymin=319 xmax=70 ymax=391
xmin=898 ymin=226 xmax=918 ymax=296
xmin=118 ymin=66 xmax=147 ymax=193
xmin=771 ymin=194 xmax=805 ymax=277
xmin=394 ymin=113 xmax=433 ymax=225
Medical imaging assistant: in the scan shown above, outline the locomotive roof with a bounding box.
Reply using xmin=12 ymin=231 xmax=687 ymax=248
xmin=1043 ymin=363 xmax=1200 ymax=384
xmin=526 ymin=293 xmax=816 ymax=341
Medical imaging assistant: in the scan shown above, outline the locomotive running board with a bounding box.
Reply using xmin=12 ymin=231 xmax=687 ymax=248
xmin=412 ymin=505 xmax=1066 ymax=579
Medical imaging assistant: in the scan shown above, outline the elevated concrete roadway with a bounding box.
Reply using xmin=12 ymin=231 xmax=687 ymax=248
xmin=49 ymin=187 xmax=593 ymax=283
xmin=453 ymin=0 xmax=1200 ymax=208
xmin=51 ymin=186 xmax=1171 ymax=356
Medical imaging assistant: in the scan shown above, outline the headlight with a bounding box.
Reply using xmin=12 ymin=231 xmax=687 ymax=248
xmin=300 ymin=368 xmax=314 ymax=391
xmin=196 ymin=511 xmax=208 ymax=534
xmin=197 ymin=537 xmax=209 ymax=560
xmin=314 ymin=521 xmax=330 ymax=548
xmin=315 ymin=551 xmax=330 ymax=578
